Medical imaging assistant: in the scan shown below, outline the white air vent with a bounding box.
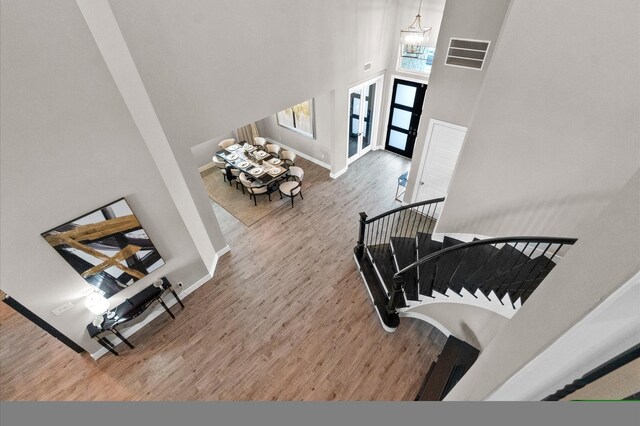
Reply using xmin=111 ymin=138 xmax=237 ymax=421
xmin=445 ymin=38 xmax=490 ymax=70
xmin=363 ymin=62 xmax=372 ymax=71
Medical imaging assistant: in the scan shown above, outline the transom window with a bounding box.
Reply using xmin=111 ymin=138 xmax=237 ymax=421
xmin=398 ymin=45 xmax=436 ymax=75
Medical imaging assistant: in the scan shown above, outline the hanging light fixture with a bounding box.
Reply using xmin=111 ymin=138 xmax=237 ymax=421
xmin=400 ymin=0 xmax=432 ymax=57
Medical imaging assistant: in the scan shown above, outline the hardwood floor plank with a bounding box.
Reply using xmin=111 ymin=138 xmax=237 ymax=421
xmin=0 ymin=150 xmax=446 ymax=401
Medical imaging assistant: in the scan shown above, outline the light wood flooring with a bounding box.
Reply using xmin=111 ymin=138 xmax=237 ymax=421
xmin=0 ymin=150 xmax=446 ymax=401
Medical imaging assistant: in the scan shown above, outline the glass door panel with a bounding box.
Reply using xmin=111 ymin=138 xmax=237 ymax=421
xmin=348 ymin=87 xmax=362 ymax=159
xmin=361 ymin=83 xmax=376 ymax=150
xmin=384 ymin=79 xmax=427 ymax=159
xmin=348 ymin=78 xmax=381 ymax=164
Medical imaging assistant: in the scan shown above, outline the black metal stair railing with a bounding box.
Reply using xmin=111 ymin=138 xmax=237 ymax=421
xmin=392 ymin=236 xmax=578 ymax=310
xmin=356 ymin=197 xmax=445 ymax=259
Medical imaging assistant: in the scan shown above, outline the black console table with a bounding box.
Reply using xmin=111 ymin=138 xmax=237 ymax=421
xmin=86 ymin=277 xmax=184 ymax=356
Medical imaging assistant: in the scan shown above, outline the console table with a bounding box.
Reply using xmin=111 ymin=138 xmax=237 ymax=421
xmin=86 ymin=277 xmax=184 ymax=356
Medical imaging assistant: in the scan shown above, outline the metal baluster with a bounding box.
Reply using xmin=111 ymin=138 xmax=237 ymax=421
xmin=372 ymin=218 xmax=378 ymax=247
xmin=424 ymin=203 xmax=434 ymax=235
xmin=416 ymin=204 xmax=426 ymax=235
xmin=428 ymin=202 xmax=438 ymax=234
xmin=383 ymin=214 xmax=391 ymax=245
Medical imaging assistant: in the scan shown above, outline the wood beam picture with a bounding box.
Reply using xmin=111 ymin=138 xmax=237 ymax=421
xmin=41 ymin=198 xmax=165 ymax=298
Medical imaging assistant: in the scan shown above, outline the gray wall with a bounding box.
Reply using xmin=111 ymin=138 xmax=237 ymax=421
xmin=435 ymin=0 xmax=640 ymax=238
xmin=403 ymin=0 xmax=512 ymax=200
xmin=256 ymin=92 xmax=334 ymax=166
xmin=0 ymin=0 xmax=208 ymax=352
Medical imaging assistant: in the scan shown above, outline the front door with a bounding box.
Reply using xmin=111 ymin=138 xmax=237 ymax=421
xmin=384 ymin=79 xmax=427 ymax=159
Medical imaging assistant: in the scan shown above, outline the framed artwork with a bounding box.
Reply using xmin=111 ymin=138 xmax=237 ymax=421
xmin=41 ymin=198 xmax=165 ymax=298
xmin=276 ymin=99 xmax=315 ymax=139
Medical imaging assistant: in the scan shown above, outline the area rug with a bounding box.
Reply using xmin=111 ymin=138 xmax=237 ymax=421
xmin=200 ymin=156 xmax=326 ymax=227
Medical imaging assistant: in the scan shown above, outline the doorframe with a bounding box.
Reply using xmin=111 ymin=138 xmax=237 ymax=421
xmin=346 ymin=74 xmax=385 ymax=165
xmin=379 ymin=74 xmax=429 ymax=153
xmin=410 ymin=119 xmax=468 ymax=203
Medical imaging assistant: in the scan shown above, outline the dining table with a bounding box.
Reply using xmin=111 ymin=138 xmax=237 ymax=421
xmin=215 ymin=142 xmax=290 ymax=186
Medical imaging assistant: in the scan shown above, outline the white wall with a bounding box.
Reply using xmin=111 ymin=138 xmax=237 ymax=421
xmin=256 ymin=92 xmax=333 ymax=166
xmin=191 ymin=132 xmax=235 ymax=169
xmin=0 ymin=0 xmax=208 ymax=352
xmin=446 ymin=170 xmax=640 ymax=400
xmin=107 ymin=0 xmax=398 ymax=166
xmin=403 ymin=0 xmax=511 ymax=201
xmin=435 ymin=0 xmax=640 ymax=238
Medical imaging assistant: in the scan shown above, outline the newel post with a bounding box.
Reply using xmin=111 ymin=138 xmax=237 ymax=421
xmin=387 ymin=275 xmax=405 ymax=314
xmin=356 ymin=212 xmax=368 ymax=258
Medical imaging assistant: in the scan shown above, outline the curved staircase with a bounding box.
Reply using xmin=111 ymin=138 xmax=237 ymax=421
xmin=354 ymin=197 xmax=577 ymax=332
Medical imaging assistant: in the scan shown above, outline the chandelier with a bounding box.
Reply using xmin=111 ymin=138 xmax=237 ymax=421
xmin=400 ymin=0 xmax=432 ymax=57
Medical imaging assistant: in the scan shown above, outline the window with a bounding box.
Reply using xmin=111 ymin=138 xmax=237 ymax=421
xmin=398 ymin=45 xmax=436 ymax=75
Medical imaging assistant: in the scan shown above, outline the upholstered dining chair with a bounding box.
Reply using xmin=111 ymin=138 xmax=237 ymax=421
xmin=218 ymin=138 xmax=236 ymax=150
xmin=280 ymin=150 xmax=296 ymax=166
xmin=225 ymin=165 xmax=241 ymax=189
xmin=239 ymin=173 xmax=272 ymax=206
xmin=212 ymin=156 xmax=228 ymax=181
xmin=279 ymin=166 xmax=304 ymax=208
xmin=254 ymin=137 xmax=267 ymax=148
xmin=266 ymin=143 xmax=281 ymax=158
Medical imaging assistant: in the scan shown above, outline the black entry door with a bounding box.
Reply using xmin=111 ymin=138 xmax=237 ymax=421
xmin=384 ymin=79 xmax=427 ymax=159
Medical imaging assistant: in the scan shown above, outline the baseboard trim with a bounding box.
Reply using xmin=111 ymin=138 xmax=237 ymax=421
xmin=90 ymin=267 xmax=218 ymax=360
xmin=264 ymin=138 xmax=331 ymax=170
xmin=198 ymin=162 xmax=216 ymax=173
xmin=330 ymin=167 xmax=348 ymax=179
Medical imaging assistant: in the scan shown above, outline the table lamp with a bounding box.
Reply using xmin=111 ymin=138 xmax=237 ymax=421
xmin=85 ymin=292 xmax=109 ymax=327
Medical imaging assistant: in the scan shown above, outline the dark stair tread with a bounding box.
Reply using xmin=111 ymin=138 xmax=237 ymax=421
xmin=416 ymin=232 xmax=443 ymax=257
xmin=448 ymin=239 xmax=498 ymax=295
xmin=390 ymin=237 xmax=419 ymax=301
xmin=463 ymin=243 xmax=532 ymax=294
xmin=416 ymin=233 xmax=443 ymax=297
xmin=481 ymin=255 xmax=556 ymax=300
xmin=432 ymin=237 xmax=466 ymax=295
xmin=353 ymin=248 xmax=400 ymax=329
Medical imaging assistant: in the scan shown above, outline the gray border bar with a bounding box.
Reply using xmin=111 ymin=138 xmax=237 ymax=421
xmin=1 ymin=402 xmax=638 ymax=426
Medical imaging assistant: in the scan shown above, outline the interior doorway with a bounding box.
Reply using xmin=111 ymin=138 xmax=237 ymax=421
xmin=384 ymin=78 xmax=427 ymax=159
xmin=347 ymin=76 xmax=383 ymax=165
xmin=412 ymin=119 xmax=467 ymax=218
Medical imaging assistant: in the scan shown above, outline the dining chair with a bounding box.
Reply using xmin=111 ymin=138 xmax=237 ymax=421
xmin=212 ymin=156 xmax=228 ymax=181
xmin=225 ymin=166 xmax=241 ymax=189
xmin=279 ymin=166 xmax=304 ymax=208
xmin=280 ymin=150 xmax=296 ymax=166
xmin=218 ymin=138 xmax=236 ymax=150
xmin=266 ymin=143 xmax=281 ymax=158
xmin=239 ymin=173 xmax=272 ymax=206
xmin=254 ymin=137 xmax=267 ymax=148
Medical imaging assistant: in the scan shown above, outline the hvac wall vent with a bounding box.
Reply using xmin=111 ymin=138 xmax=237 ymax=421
xmin=363 ymin=62 xmax=372 ymax=71
xmin=445 ymin=38 xmax=490 ymax=70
